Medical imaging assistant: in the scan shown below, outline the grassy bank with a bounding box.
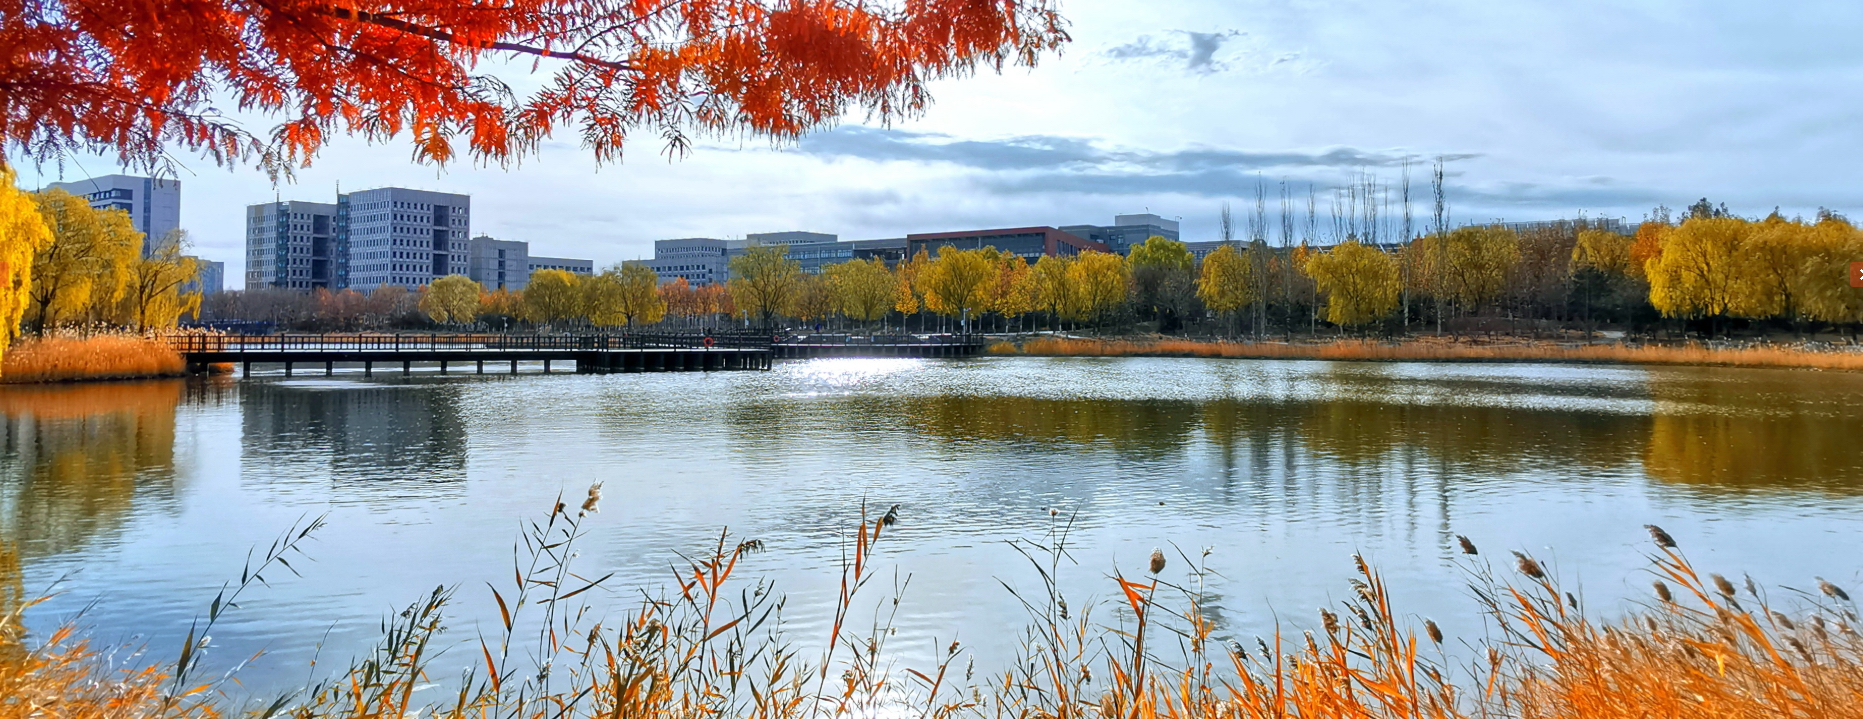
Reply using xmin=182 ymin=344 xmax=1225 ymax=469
xmin=990 ymin=335 xmax=1863 ymax=371
xmin=1 ymin=334 xmax=187 ymax=383
xmin=2 ymin=496 xmax=1859 ymax=719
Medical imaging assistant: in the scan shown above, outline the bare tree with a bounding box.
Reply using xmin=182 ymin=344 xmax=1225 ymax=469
xmin=1400 ymin=161 xmax=1414 ymax=330
xmin=1432 ymin=156 xmax=1449 ymax=335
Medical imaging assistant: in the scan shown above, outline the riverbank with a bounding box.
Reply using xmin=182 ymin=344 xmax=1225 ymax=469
xmin=1 ymin=335 xmax=187 ymax=383
xmin=989 ymin=335 xmax=1863 ymax=371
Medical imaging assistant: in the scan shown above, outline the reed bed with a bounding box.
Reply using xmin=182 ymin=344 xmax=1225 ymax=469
xmin=3 ymin=493 xmax=1861 ymax=719
xmin=2 ymin=335 xmax=187 ymax=383
xmin=998 ymin=336 xmax=1863 ymax=371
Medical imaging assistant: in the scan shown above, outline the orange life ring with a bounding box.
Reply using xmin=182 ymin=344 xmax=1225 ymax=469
xmin=702 ymin=336 xmax=715 ymax=348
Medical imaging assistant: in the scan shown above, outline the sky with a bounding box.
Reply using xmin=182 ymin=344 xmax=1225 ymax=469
xmin=14 ymin=0 xmax=1863 ymax=282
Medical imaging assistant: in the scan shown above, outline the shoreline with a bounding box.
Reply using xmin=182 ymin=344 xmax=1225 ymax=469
xmin=987 ymin=336 xmax=1863 ymax=372
xmin=0 ymin=335 xmax=190 ymax=384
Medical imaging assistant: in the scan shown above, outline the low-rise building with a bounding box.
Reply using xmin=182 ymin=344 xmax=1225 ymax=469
xmin=529 ymin=256 xmax=594 ymax=275
xmin=906 ymin=227 xmax=1108 ymax=261
xmin=1060 ymin=213 xmax=1181 ymax=256
xmin=640 ymin=237 xmax=732 ymax=286
xmin=466 ymin=235 xmax=530 ymax=290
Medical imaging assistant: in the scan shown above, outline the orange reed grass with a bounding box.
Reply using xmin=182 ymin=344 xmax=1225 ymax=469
xmin=1000 ymin=336 xmax=1863 ymax=371
xmin=2 ymin=335 xmax=186 ymax=383
xmin=3 ymin=500 xmax=1859 ymax=719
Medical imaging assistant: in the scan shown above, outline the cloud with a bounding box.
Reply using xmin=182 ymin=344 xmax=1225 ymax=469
xmin=797 ymin=126 xmax=1455 ymax=173
xmin=1104 ymin=30 xmax=1245 ymax=74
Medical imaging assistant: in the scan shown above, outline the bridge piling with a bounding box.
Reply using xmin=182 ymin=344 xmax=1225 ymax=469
xmin=325 ymin=361 xmax=333 ymax=376
xmin=284 ymin=361 xmax=292 ymax=377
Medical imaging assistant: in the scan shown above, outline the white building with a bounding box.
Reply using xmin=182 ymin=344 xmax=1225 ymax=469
xmin=339 ymin=187 xmax=470 ymax=292
xmin=43 ymin=174 xmax=181 ymax=255
xmin=528 ymin=256 xmax=594 ymax=275
xmin=245 ymin=200 xmax=339 ymax=290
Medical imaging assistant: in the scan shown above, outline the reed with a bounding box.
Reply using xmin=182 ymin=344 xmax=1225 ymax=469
xmin=2 ymin=334 xmax=187 ymax=383
xmin=3 ymin=497 xmax=1860 ymax=719
xmin=996 ymin=336 xmax=1863 ymax=371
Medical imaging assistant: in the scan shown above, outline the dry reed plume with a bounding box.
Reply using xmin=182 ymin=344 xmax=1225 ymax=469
xmin=996 ymin=336 xmax=1863 ymax=372
xmin=3 ymin=497 xmax=1861 ymax=719
xmin=2 ymin=334 xmax=186 ymax=383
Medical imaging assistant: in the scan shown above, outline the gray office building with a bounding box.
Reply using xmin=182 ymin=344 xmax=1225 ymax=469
xmin=529 ymin=256 xmax=594 ymax=275
xmin=339 ymin=187 xmax=470 ymax=292
xmin=640 ymin=238 xmax=733 ymax=286
xmin=1060 ymin=213 xmax=1181 ymax=255
xmin=192 ymin=260 xmax=224 ymax=295
xmin=245 ymin=200 xmax=339 ymax=290
xmin=466 ymin=235 xmax=530 ymax=290
xmin=748 ymin=231 xmax=848 ymax=274
xmin=43 ymin=174 xmax=182 ymax=255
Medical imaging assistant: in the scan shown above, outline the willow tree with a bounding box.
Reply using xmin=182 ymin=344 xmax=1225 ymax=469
xmin=4 ymin=0 xmax=1067 ymax=175
xmin=921 ymin=247 xmax=996 ymax=332
xmin=728 ymin=245 xmax=801 ymax=327
xmin=1028 ymin=255 xmax=1075 ymax=331
xmin=1303 ymin=240 xmax=1400 ymax=330
xmin=586 ymin=263 xmax=666 ymax=328
xmin=0 ymin=166 xmax=53 ymax=360
xmin=421 ymin=274 xmax=482 ymax=325
xmin=1196 ymin=243 xmax=1256 ymax=336
xmin=117 ymin=229 xmax=203 ymax=331
xmin=991 ymin=254 xmax=1034 ymax=332
xmin=824 ymin=258 xmax=895 ymax=329
xmin=27 ymin=189 xmax=141 ymax=333
xmin=1410 ymin=225 xmax=1519 ymax=320
xmin=523 ymin=269 xmax=583 ymax=326
xmin=1646 ymin=217 xmax=1750 ymax=324
xmin=1067 ymin=250 xmax=1129 ymax=333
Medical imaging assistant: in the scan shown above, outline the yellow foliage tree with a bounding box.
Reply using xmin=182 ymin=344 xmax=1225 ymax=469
xmin=824 ymin=258 xmax=895 ymax=325
xmin=1066 ymin=250 xmax=1128 ymax=330
xmin=0 ymin=164 xmax=54 ymax=360
xmin=1028 ymin=254 xmax=1075 ymax=328
xmin=920 ymin=247 xmax=996 ymax=329
xmin=728 ymin=244 xmax=801 ymax=326
xmin=419 ymin=274 xmax=481 ymax=325
xmin=792 ymin=272 xmax=837 ymax=324
xmin=27 ymin=188 xmax=140 ymax=333
xmin=893 ymin=249 xmax=926 ymax=317
xmin=1410 ymin=225 xmax=1519 ymax=314
xmin=1196 ymin=243 xmax=1256 ymax=329
xmin=116 ymin=230 xmax=202 ymax=330
xmin=1303 ymin=240 xmax=1400 ymax=328
xmin=1792 ymin=218 xmax=1863 ymax=325
xmin=596 ymin=263 xmax=667 ymax=327
xmin=992 ymin=253 xmax=1033 ymax=323
xmin=478 ymin=287 xmax=523 ymax=321
xmin=1731 ymin=217 xmax=1814 ymax=320
xmin=1571 ymin=229 xmax=1634 ymax=277
xmin=1646 ymin=217 xmax=1751 ymax=319
xmin=522 ymin=269 xmax=583 ymax=325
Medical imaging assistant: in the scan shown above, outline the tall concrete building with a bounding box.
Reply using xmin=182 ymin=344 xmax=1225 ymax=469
xmin=639 ymin=238 xmax=733 ymax=286
xmin=244 ymin=200 xmax=339 ymax=290
xmin=1060 ymin=213 xmax=1180 ymax=255
xmin=192 ymin=260 xmax=225 ymax=295
xmin=339 ymin=187 xmax=470 ymax=292
xmin=466 ymin=235 xmax=530 ymax=290
xmin=43 ymin=174 xmax=182 ymax=255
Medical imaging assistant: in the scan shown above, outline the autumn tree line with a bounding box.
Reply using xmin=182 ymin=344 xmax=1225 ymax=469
xmin=0 ymin=169 xmax=205 ymax=350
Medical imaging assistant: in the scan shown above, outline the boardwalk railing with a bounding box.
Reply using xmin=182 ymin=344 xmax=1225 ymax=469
xmin=162 ymin=332 xmax=773 ymax=354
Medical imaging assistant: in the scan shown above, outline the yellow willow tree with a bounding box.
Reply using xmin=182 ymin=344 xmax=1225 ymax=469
xmin=419 ymin=274 xmax=481 ymax=325
xmin=920 ymin=247 xmax=997 ymax=332
xmin=1647 ymin=217 xmax=1752 ymax=323
xmin=1410 ymin=225 xmax=1519 ymax=318
xmin=1066 ymin=250 xmax=1128 ymax=333
xmin=728 ymin=244 xmax=801 ymax=327
xmin=1028 ymin=254 xmax=1075 ymax=330
xmin=606 ymin=263 xmax=667 ymax=327
xmin=792 ymin=272 xmax=836 ymax=327
xmin=1732 ymin=216 xmax=1814 ymax=322
xmin=0 ymin=165 xmax=53 ymax=359
xmin=522 ymin=269 xmax=584 ymax=326
xmin=824 ymin=258 xmax=895 ymax=329
xmin=27 ymin=188 xmax=140 ymax=333
xmin=1792 ymin=218 xmax=1863 ymax=327
xmin=1196 ymin=243 xmax=1256 ymax=335
xmin=1303 ymin=240 xmax=1400 ymax=330
xmin=893 ymin=249 xmax=927 ymax=325
xmin=116 ymin=229 xmax=202 ymax=331
xmin=991 ymin=253 xmax=1033 ymax=332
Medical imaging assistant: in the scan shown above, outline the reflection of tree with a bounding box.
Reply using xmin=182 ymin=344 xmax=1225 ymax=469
xmin=897 ymin=395 xmax=1199 ymax=459
xmin=0 ymin=381 xmax=182 ymax=559
xmin=239 ymin=382 xmax=467 ymax=495
xmin=1644 ymin=370 xmax=1863 ymax=492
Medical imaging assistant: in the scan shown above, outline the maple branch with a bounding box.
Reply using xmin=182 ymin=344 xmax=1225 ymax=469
xmin=324 ymin=5 xmax=635 ymax=73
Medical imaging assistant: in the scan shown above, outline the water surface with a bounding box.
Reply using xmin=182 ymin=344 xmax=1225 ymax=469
xmin=3 ymin=357 xmax=1861 ymax=691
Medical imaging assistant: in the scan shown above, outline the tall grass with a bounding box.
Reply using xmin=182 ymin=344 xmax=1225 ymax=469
xmin=2 ymin=334 xmax=186 ymax=383
xmin=998 ymin=336 xmax=1863 ymax=371
xmin=3 ymin=494 xmax=1860 ymax=719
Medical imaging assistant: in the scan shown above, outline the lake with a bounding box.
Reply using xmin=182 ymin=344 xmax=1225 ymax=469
xmin=3 ymin=356 xmax=1862 ymax=692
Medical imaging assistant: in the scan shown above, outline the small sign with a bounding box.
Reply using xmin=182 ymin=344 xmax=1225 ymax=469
xmin=1853 ymin=262 xmax=1863 ymax=288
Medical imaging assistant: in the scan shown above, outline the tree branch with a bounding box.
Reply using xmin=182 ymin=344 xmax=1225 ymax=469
xmin=324 ymin=5 xmax=635 ymax=73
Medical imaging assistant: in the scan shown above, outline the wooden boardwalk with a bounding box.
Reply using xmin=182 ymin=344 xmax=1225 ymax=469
xmin=165 ymin=333 xmax=772 ymax=375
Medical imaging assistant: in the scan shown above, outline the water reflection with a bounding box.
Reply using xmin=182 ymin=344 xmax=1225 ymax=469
xmin=1644 ymin=369 xmax=1863 ymax=492
xmin=238 ymin=380 xmax=468 ymax=498
xmin=0 ymin=381 xmax=182 ymax=559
